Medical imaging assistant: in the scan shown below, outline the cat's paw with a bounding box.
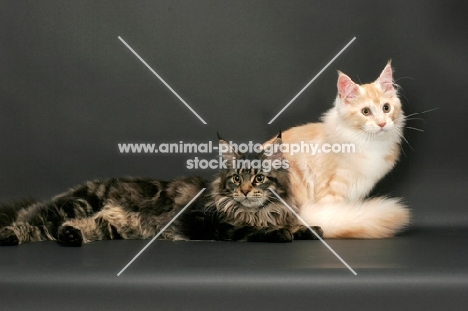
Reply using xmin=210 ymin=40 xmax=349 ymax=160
xmin=264 ymin=228 xmax=293 ymax=243
xmin=0 ymin=227 xmax=19 ymax=246
xmin=309 ymin=226 xmax=324 ymax=239
xmin=58 ymin=226 xmax=83 ymax=247
xmin=245 ymin=228 xmax=293 ymax=243
xmin=294 ymin=226 xmax=324 ymax=240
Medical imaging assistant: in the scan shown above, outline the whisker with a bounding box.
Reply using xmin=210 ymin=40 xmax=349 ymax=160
xmin=405 ymin=117 xmax=427 ymax=124
xmin=406 ymin=126 xmax=424 ymax=132
xmin=399 ymin=144 xmax=408 ymax=158
xmin=405 ymin=108 xmax=439 ymax=118
xmin=390 ymin=127 xmax=409 ymax=158
xmin=400 ymin=134 xmax=415 ymax=152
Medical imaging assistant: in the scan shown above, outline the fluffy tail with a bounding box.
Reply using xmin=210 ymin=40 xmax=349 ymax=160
xmin=299 ymin=197 xmax=410 ymax=239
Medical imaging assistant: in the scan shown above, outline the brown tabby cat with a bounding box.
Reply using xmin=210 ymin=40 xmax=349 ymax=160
xmin=0 ymin=135 xmax=322 ymax=246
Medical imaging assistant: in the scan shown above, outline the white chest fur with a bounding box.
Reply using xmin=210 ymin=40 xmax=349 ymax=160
xmin=345 ymin=140 xmax=397 ymax=201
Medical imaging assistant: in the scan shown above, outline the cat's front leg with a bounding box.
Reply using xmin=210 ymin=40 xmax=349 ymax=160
xmin=57 ymin=216 xmax=121 ymax=247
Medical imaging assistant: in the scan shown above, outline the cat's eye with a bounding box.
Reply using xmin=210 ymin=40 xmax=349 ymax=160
xmin=255 ymin=175 xmax=265 ymax=183
xmin=232 ymin=174 xmax=241 ymax=183
xmin=383 ymin=103 xmax=391 ymax=113
xmin=361 ymin=107 xmax=371 ymax=116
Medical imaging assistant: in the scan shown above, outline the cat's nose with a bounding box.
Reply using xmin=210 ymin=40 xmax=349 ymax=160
xmin=241 ymin=189 xmax=250 ymax=196
xmin=378 ymin=122 xmax=387 ymax=128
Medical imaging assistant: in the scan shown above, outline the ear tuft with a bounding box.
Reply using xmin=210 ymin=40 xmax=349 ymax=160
xmin=337 ymin=72 xmax=359 ymax=103
xmin=263 ymin=136 xmax=283 ymax=162
xmin=377 ymin=62 xmax=395 ymax=93
xmin=218 ymin=138 xmax=238 ymax=168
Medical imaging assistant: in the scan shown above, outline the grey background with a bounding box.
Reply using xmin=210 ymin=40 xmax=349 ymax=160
xmin=0 ymin=0 xmax=467 ymax=228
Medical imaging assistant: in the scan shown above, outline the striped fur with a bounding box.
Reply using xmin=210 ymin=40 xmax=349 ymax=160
xmin=0 ymin=138 xmax=321 ymax=246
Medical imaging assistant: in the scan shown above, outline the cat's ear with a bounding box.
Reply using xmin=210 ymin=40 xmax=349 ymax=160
xmin=263 ymin=133 xmax=283 ymax=162
xmin=217 ymin=133 xmax=239 ymax=166
xmin=377 ymin=61 xmax=395 ymax=94
xmin=275 ymin=130 xmax=282 ymax=140
xmin=337 ymin=72 xmax=359 ymax=103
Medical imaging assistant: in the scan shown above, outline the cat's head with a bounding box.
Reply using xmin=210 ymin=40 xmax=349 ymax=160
xmin=332 ymin=62 xmax=404 ymax=139
xmin=209 ymin=134 xmax=295 ymax=227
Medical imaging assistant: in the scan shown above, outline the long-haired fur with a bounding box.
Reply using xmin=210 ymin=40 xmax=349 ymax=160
xmin=266 ymin=62 xmax=410 ymax=238
xmin=0 ymin=136 xmax=321 ymax=246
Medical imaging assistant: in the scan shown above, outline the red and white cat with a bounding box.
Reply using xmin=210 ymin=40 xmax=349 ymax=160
xmin=268 ymin=62 xmax=410 ymax=238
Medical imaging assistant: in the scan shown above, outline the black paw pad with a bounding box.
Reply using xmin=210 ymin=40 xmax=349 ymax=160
xmin=58 ymin=226 xmax=83 ymax=247
xmin=0 ymin=228 xmax=19 ymax=246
